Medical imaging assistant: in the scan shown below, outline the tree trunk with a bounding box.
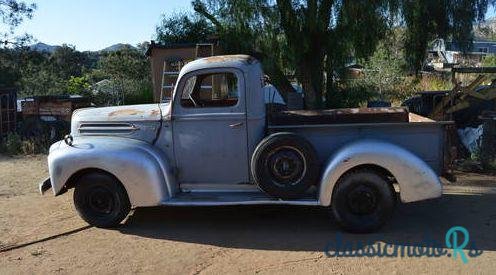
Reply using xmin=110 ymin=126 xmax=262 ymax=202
xmin=299 ymin=61 xmax=323 ymax=109
xmin=324 ymin=55 xmax=337 ymax=108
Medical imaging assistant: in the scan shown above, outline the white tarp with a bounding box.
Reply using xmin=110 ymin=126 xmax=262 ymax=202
xmin=458 ymin=125 xmax=484 ymax=154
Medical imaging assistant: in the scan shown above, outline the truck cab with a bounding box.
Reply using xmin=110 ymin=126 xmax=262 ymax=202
xmin=42 ymin=55 xmax=451 ymax=233
xmin=165 ymin=55 xmax=265 ymax=187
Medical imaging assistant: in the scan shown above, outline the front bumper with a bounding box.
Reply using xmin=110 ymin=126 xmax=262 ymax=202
xmin=39 ymin=178 xmax=52 ymax=195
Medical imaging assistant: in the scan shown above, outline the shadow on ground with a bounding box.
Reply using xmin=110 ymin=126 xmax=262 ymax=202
xmin=118 ymin=193 xmax=496 ymax=253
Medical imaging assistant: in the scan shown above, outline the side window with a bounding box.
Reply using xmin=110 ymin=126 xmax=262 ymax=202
xmin=181 ymin=72 xmax=239 ymax=108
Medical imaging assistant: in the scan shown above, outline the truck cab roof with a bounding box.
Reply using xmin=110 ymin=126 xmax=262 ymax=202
xmin=179 ymin=55 xmax=260 ymax=77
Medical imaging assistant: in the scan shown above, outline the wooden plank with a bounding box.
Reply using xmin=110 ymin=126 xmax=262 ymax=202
xmin=21 ymin=101 xmax=39 ymax=115
xmin=38 ymin=101 xmax=72 ymax=116
xmin=409 ymin=113 xmax=435 ymax=123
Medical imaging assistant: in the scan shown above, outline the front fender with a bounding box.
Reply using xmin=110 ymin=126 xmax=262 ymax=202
xmin=319 ymin=140 xmax=442 ymax=206
xmin=47 ymin=136 xmax=176 ymax=207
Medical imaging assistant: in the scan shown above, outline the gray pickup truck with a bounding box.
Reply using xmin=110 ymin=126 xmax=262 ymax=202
xmin=41 ymin=55 xmax=454 ymax=233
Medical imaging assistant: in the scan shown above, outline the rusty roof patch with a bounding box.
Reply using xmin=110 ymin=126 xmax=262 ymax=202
xmin=202 ymin=55 xmax=255 ymax=64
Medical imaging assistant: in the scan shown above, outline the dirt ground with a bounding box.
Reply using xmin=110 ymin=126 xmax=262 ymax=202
xmin=1 ymin=155 xmax=496 ymax=274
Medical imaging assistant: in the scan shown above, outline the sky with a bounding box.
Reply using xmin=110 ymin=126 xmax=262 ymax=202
xmin=15 ymin=0 xmax=193 ymax=51
xmin=13 ymin=1 xmax=496 ymax=51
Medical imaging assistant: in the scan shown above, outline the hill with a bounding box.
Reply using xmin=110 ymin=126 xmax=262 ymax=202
xmin=29 ymin=42 xmax=137 ymax=53
xmin=100 ymin=43 xmax=136 ymax=52
xmin=29 ymin=42 xmax=59 ymax=53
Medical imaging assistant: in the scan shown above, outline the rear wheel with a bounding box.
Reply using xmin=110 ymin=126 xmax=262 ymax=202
xmin=73 ymin=172 xmax=131 ymax=228
xmin=331 ymin=169 xmax=395 ymax=233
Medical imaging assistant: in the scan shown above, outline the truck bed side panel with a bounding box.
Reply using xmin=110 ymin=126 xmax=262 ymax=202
xmin=269 ymin=123 xmax=447 ymax=175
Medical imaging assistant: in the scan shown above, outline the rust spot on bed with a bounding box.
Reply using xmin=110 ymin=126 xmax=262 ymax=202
xmin=108 ymin=109 xmax=144 ymax=117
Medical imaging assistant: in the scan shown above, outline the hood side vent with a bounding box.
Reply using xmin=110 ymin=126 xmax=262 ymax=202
xmin=79 ymin=123 xmax=139 ymax=135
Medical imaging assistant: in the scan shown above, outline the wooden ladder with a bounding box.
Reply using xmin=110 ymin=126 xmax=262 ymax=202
xmin=159 ymin=43 xmax=216 ymax=102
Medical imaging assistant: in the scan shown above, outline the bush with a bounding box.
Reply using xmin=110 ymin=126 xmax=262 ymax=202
xmin=123 ymin=82 xmax=154 ymax=105
xmin=326 ymin=83 xmax=378 ymax=108
xmin=90 ymin=78 xmax=153 ymax=106
xmin=1 ymin=133 xmax=22 ymax=155
xmin=0 ymin=132 xmax=51 ymax=155
xmin=417 ymin=74 xmax=452 ymax=91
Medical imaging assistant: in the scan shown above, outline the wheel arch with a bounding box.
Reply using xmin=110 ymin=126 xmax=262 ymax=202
xmin=319 ymin=140 xmax=442 ymax=206
xmin=47 ymin=137 xmax=177 ymax=207
xmin=336 ymin=164 xmax=395 ymax=182
xmin=63 ymin=168 xmax=123 ymax=194
xmin=330 ymin=164 xmax=397 ymax=203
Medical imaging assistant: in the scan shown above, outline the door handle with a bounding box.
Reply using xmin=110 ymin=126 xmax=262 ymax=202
xmin=229 ymin=122 xmax=244 ymax=128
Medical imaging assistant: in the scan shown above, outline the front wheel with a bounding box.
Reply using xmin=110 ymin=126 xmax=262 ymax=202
xmin=331 ymin=169 xmax=395 ymax=233
xmin=73 ymin=172 xmax=131 ymax=228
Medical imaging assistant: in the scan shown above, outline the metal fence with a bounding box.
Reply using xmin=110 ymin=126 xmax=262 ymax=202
xmin=0 ymin=88 xmax=17 ymax=137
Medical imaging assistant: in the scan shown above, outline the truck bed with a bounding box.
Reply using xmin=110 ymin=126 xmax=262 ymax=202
xmin=268 ymin=109 xmax=451 ymax=175
xmin=269 ymin=107 xmax=410 ymax=125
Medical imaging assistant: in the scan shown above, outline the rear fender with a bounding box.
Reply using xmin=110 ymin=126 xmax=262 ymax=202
xmin=319 ymin=140 xmax=442 ymax=206
xmin=47 ymin=136 xmax=176 ymax=207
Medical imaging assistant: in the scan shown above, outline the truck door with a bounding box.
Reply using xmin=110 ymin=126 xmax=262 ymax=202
xmin=172 ymin=68 xmax=249 ymax=185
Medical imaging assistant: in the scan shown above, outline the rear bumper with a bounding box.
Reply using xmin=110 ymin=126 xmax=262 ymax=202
xmin=39 ymin=178 xmax=52 ymax=195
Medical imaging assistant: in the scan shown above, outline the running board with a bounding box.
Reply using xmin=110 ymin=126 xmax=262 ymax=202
xmin=161 ymin=191 xmax=319 ymax=206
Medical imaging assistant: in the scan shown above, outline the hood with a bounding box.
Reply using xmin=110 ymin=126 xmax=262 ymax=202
xmin=72 ymin=104 xmax=162 ymax=122
xmin=70 ymin=104 xmax=163 ymax=143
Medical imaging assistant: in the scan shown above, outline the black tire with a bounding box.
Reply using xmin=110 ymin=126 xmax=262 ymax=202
xmin=331 ymin=169 xmax=395 ymax=233
xmin=73 ymin=172 xmax=131 ymax=228
xmin=251 ymin=132 xmax=319 ymax=199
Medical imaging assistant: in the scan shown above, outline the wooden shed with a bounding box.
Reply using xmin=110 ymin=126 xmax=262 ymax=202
xmin=21 ymin=95 xmax=91 ymax=122
xmin=0 ymin=88 xmax=17 ymax=137
xmin=146 ymin=40 xmax=221 ymax=102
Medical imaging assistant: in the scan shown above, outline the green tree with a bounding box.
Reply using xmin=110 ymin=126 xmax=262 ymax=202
xmin=193 ymin=0 xmax=297 ymax=104
xmin=355 ymin=29 xmax=411 ymax=102
xmin=0 ymin=44 xmax=93 ymax=96
xmin=0 ymin=47 xmax=21 ymax=87
xmin=155 ymin=12 xmax=215 ymax=44
xmin=193 ymin=0 xmax=494 ymax=109
xmin=0 ymin=0 xmax=36 ymax=46
xmin=98 ymin=48 xmax=150 ymax=80
xmin=49 ymin=45 xmax=87 ymax=79
xmin=402 ymin=0 xmax=490 ymax=71
xmin=97 ymin=47 xmax=153 ymax=105
xmin=15 ymin=45 xmax=89 ymax=96
xmin=0 ymin=0 xmax=36 ymax=87
xmin=66 ymin=76 xmax=91 ymax=96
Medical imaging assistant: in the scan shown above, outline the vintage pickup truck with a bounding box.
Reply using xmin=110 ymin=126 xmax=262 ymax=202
xmin=41 ymin=55 xmax=454 ymax=233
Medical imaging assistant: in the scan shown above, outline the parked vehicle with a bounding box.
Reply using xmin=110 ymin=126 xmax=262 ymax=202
xmin=40 ymin=55 xmax=454 ymax=233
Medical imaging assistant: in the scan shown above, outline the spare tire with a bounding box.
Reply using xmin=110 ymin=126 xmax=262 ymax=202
xmin=251 ymin=132 xmax=319 ymax=199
